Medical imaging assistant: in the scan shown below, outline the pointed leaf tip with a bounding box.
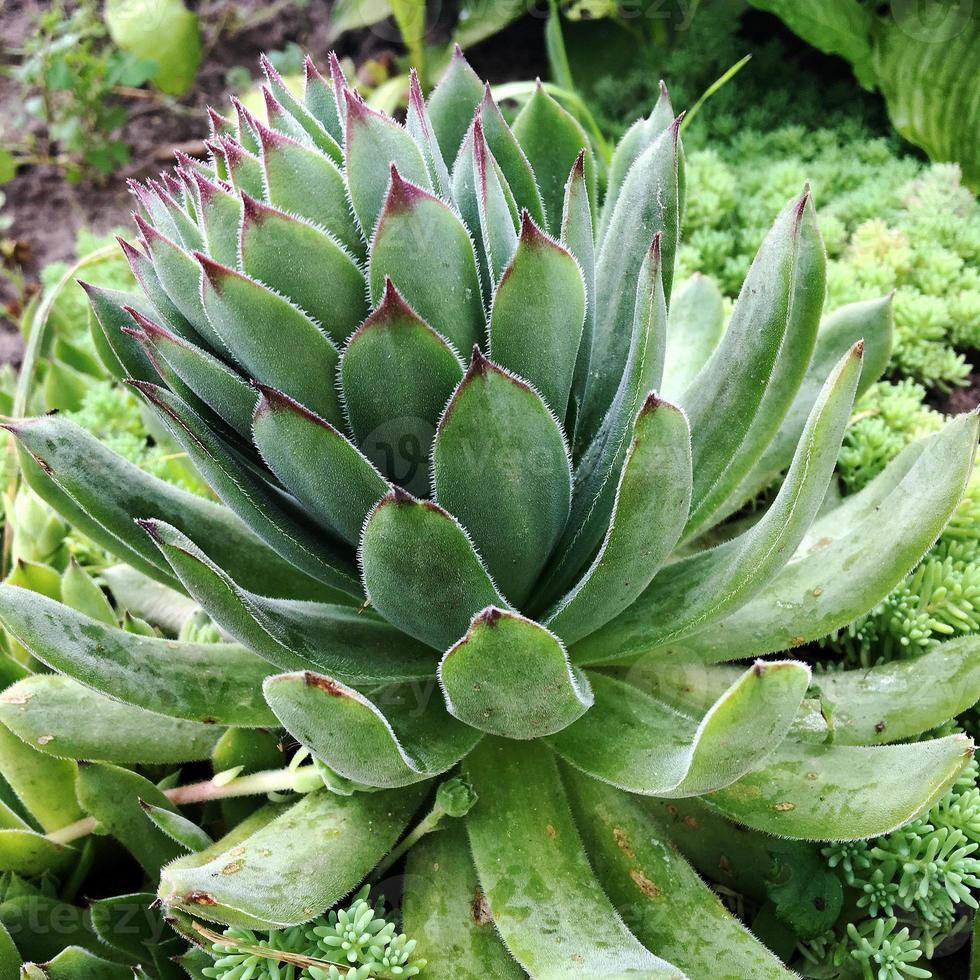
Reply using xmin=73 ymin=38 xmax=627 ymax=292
xmin=134 ymin=517 xmax=164 ymax=543
xmin=475 ymin=605 xmax=505 ymax=628
xmin=390 ymin=485 xmax=416 ymax=505
xmin=468 ymin=344 xmax=491 ymax=375
xmin=658 ymin=79 xmax=669 ymax=99
xmin=303 ymin=53 xmax=324 ymax=83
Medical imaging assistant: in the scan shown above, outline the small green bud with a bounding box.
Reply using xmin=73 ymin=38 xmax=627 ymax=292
xmin=436 ymin=776 xmax=478 ymax=818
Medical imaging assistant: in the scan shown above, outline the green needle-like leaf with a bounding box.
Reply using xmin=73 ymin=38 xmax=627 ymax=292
xmin=0 ymin=675 xmax=223 ymax=764
xmin=465 ymin=738 xmax=687 ymax=979
xmin=433 ymin=350 xmax=572 ymax=606
xmin=360 ymin=489 xmax=507 ymax=650
xmin=550 ymin=663 xmax=809 ymax=796
xmin=440 ymin=607 xmax=592 ymax=738
xmin=160 ymin=787 xmax=427 ymax=927
xmin=265 ymin=670 xmax=481 ymax=787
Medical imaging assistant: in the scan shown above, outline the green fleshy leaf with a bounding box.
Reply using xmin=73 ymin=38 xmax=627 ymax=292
xmin=143 ymin=519 xmax=436 ymax=684
xmin=406 ymin=70 xmax=451 ymax=198
xmin=8 ymin=414 xmax=335 ymax=602
xmin=340 ymin=281 xmax=465 ymax=497
xmin=579 ymin=119 xmax=680 ymax=450
xmin=660 ymin=274 xmax=726 ymax=400
xmin=650 ymin=412 xmax=979 ymax=663
xmin=360 ymin=490 xmax=507 ymax=650
xmin=60 ymin=560 xmax=115 ymax=625
xmin=512 ymin=83 xmax=594 ymax=236
xmin=257 ymin=123 xmax=363 ymax=258
xmin=489 ymin=213 xmax=586 ymax=421
xmin=369 ymin=169 xmax=484 ymax=356
xmin=195 ymin=254 xmax=343 ymax=426
xmin=22 ymin=946 xmax=131 ymax=980
xmin=706 ymin=734 xmax=974 ymax=840
xmin=719 ymin=293 xmax=893 ymax=519
xmin=252 ymin=385 xmax=389 ymax=545
xmin=425 ymin=46 xmax=484 ymax=165
xmin=465 ymin=738 xmax=686 ymax=978
xmin=0 ymin=586 xmax=276 ymax=726
xmin=561 ymin=150 xmax=596 ymax=439
xmin=471 ymin=119 xmax=520 ymax=288
xmin=550 ymin=663 xmax=809 ymax=796
xmin=546 ymin=394 xmax=691 ymax=644
xmin=141 ymin=802 xmax=214 ymax=852
xmin=0 ymin=830 xmax=75 ymax=877
xmin=130 ymin=382 xmax=360 ymax=597
xmin=0 ymin=723 xmax=81 ymax=832
xmin=89 ymin=892 xmax=171 ymax=963
xmin=265 ymin=670 xmax=480 ymax=787
xmin=598 ymin=82 xmax=674 ymax=243
xmin=160 ymin=787 xmax=427 ymax=927
xmin=440 ymin=608 xmax=592 ymax=738
xmin=680 ymin=192 xmax=825 ymax=537
xmin=344 ymin=93 xmax=430 ymax=239
xmin=79 ymin=282 xmax=164 ymax=384
xmin=0 ymin=919 xmax=17 ymax=979
xmin=216 ymin=136 xmax=264 ymax=199
xmin=76 ymin=763 xmax=183 ymax=877
xmin=403 ymin=820 xmax=524 ymax=979
xmin=564 ymin=768 xmax=797 ymax=979
xmin=239 ymin=194 xmax=367 ymax=347
xmin=127 ymin=309 xmax=257 ymax=440
xmin=432 ymin=351 xmax=571 ymax=606
xmin=0 ymin=675 xmax=223 ymax=764
xmin=302 ymin=56 xmax=344 ymax=145
xmin=186 ymin=171 xmax=240 ymax=267
xmin=575 ymin=344 xmax=862 ymax=664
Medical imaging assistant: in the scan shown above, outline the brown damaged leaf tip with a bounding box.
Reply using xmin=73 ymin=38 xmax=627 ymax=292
xmin=134 ymin=517 xmax=164 ymax=543
xmin=476 ymin=606 xmax=505 ymax=628
xmin=303 ymin=671 xmax=348 ymax=697
xmin=468 ymin=344 xmax=491 ymax=377
xmin=183 ymin=892 xmax=219 ymax=907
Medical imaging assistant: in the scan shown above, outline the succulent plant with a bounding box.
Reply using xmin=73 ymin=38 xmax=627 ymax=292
xmin=0 ymin=49 xmax=978 ymax=978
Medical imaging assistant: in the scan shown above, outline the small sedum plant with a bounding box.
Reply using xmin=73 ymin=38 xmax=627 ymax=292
xmin=0 ymin=49 xmax=977 ymax=978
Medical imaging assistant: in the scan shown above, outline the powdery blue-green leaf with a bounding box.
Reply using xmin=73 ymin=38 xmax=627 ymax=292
xmin=403 ymin=821 xmax=524 ymax=979
xmin=239 ymin=194 xmax=367 ymax=347
xmin=340 ymin=280 xmax=465 ymax=498
xmin=564 ymin=768 xmax=797 ymax=979
xmin=369 ymin=167 xmax=484 ymax=355
xmin=0 ymin=723 xmax=81 ymax=832
xmin=512 ymin=82 xmax=594 ymax=236
xmin=660 ymin=273 xmax=726 ymax=400
xmin=160 ymin=787 xmax=427 ymax=927
xmin=647 ymin=412 xmax=980 ymax=664
xmin=360 ymin=490 xmax=507 ymax=650
xmin=574 ymin=343 xmax=862 ymax=665
xmin=465 ymin=738 xmax=687 ymax=979
xmin=550 ymin=662 xmax=809 ymax=797
xmin=76 ymin=763 xmax=183 ymax=877
xmin=344 ymin=92 xmax=430 ymax=239
xmin=0 ymin=585 xmax=276 ymax=726
xmin=130 ymin=381 xmax=361 ymax=597
xmin=252 ymin=384 xmax=389 ymax=545
xmin=0 ymin=674 xmax=223 ymax=764
xmin=489 ymin=212 xmax=586 ymax=420
xmin=707 ymin=734 xmax=974 ymax=840
xmin=265 ymin=670 xmax=480 ymax=787
xmin=579 ymin=119 xmax=680 ymax=450
xmin=432 ymin=350 xmax=571 ymax=607
xmin=439 ymin=608 xmax=592 ymax=738
xmin=546 ymin=394 xmax=691 ymax=644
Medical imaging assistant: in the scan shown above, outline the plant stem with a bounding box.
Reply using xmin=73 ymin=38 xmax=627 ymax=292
xmin=370 ymin=801 xmax=446 ymax=882
xmin=46 ymin=765 xmax=317 ymax=846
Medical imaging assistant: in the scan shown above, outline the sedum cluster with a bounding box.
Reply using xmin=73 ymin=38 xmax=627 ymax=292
xmin=0 ymin=48 xmax=977 ymax=979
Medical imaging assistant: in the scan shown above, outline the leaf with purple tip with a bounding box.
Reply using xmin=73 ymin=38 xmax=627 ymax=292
xmin=489 ymin=212 xmax=585 ymax=420
xmin=302 ymin=55 xmax=343 ymax=144
xmin=360 ymin=489 xmax=507 ymax=650
xmin=432 ymin=350 xmax=571 ymax=607
xmin=80 ymin=282 xmax=162 ymax=383
xmin=406 ymin=69 xmax=451 ymax=197
xmin=186 ymin=170 xmax=241 ymax=267
xmin=439 ymin=607 xmax=592 ymax=738
xmin=471 ymin=118 xmax=519 ymax=287
xmin=369 ymin=169 xmax=484 ymax=355
xmin=240 ymin=194 xmax=367 ymax=346
xmin=215 ymin=136 xmax=264 ymax=198
xmin=340 ymin=281 xmax=464 ymax=498
xmin=265 ymin=671 xmax=480 ymax=788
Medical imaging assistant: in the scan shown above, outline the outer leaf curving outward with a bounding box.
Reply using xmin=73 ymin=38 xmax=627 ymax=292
xmin=0 ymin=585 xmax=276 ymax=726
xmin=360 ymin=489 xmax=508 ymax=651
xmin=549 ymin=662 xmax=809 ymax=797
xmin=160 ymin=786 xmax=427 ymax=928
xmin=142 ymin=518 xmax=438 ymax=685
xmin=465 ymin=738 xmax=687 ymax=979
xmin=439 ymin=608 xmax=592 ymax=739
xmin=573 ymin=343 xmax=862 ymax=665
xmin=564 ymin=769 xmax=796 ymax=980
xmin=0 ymin=674 xmax=223 ymax=764
xmin=265 ymin=670 xmax=480 ymax=788
xmin=432 ymin=349 xmax=571 ymax=607
xmin=642 ymin=411 xmax=980 ymax=664
xmin=705 ymin=734 xmax=974 ymax=840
